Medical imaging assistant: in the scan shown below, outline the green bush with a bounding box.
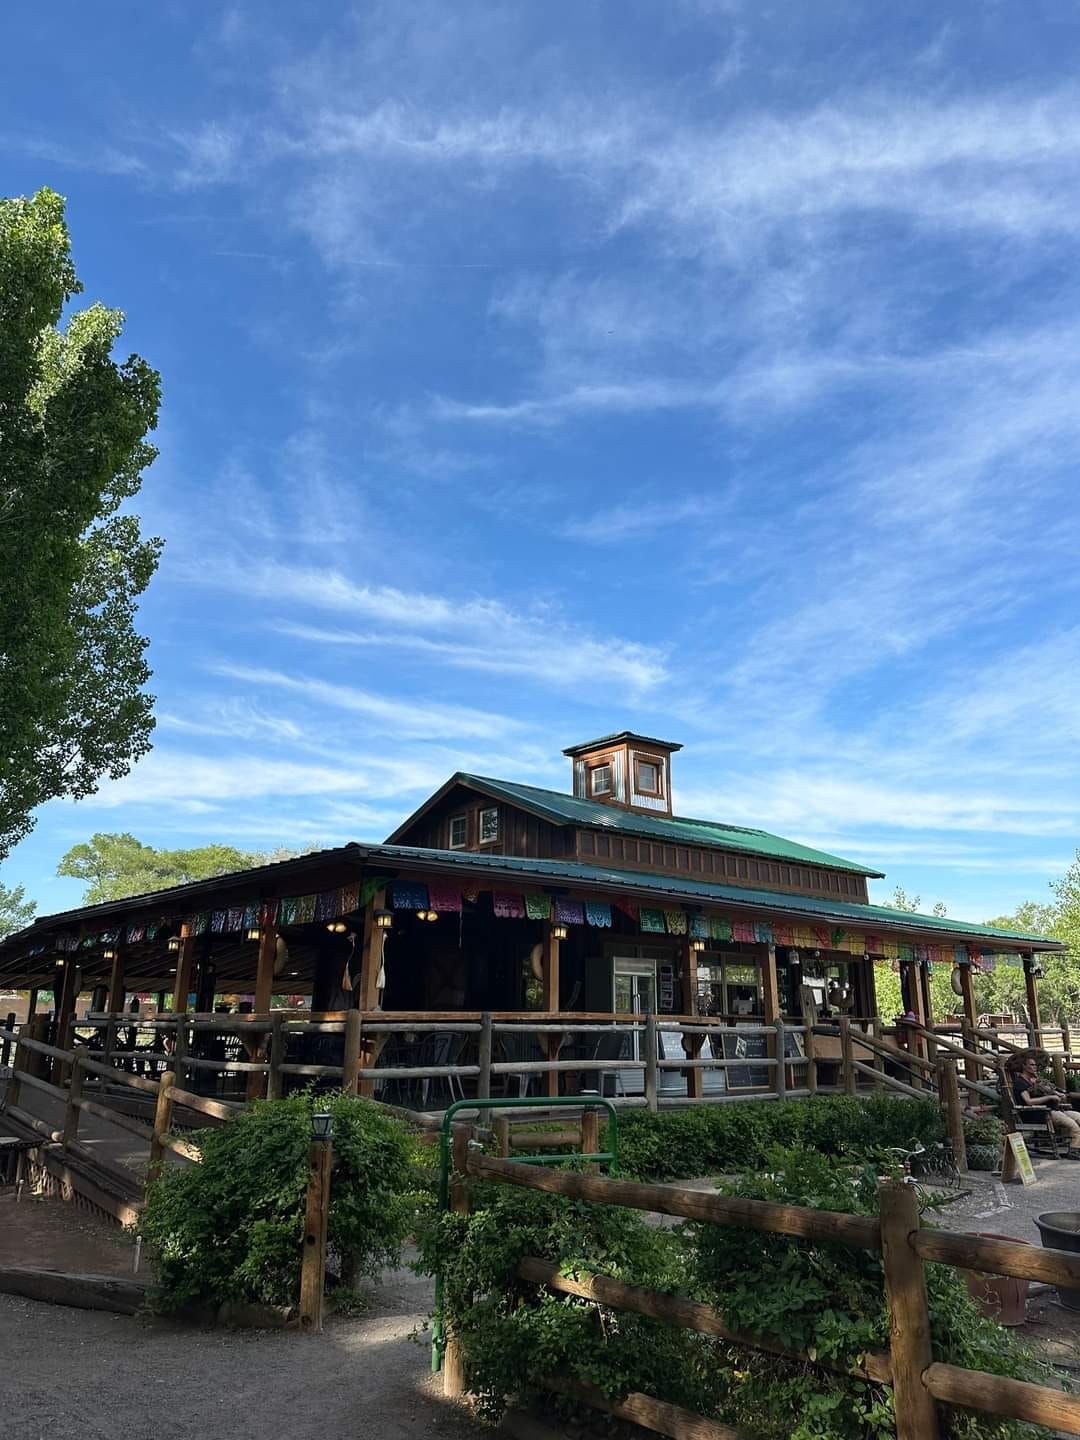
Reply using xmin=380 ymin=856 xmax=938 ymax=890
xmin=421 ymin=1145 xmax=1056 ymax=1439
xmin=141 ymin=1092 xmax=416 ymax=1312
xmin=617 ymin=1096 xmax=946 ymax=1181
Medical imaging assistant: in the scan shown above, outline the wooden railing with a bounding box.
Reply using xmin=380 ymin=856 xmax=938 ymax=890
xmin=447 ymin=1147 xmax=1080 ymax=1440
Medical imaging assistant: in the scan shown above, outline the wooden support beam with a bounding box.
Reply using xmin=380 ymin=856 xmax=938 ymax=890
xmin=148 ymin=1070 xmax=177 ymax=1185
xmin=53 ymin=958 xmax=80 ymax=1086
xmin=171 ymin=935 xmax=196 ymax=1015
xmin=958 ymin=964 xmax=978 ymax=1081
xmin=879 ymin=1180 xmax=940 ymax=1440
xmin=939 ymin=1057 xmax=967 ymax=1172
xmin=1024 ymin=961 xmax=1043 ymax=1048
xmin=541 ymin=922 xmax=561 ymax=1099
xmin=358 ymin=891 xmax=386 ymax=1014
xmin=443 ymin=1125 xmax=472 ymax=1397
xmin=106 ymin=947 xmax=126 ymax=1014
xmin=341 ymin=1008 xmax=363 ymax=1096
xmin=761 ymin=944 xmax=780 ymax=1025
xmin=253 ymin=924 xmax=277 ymax=1016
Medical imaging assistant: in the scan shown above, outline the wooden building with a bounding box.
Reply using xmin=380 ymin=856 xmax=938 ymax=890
xmin=0 ymin=732 xmax=1063 ymax=1097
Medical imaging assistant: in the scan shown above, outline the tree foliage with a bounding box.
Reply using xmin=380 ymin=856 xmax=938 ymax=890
xmin=56 ymin=831 xmax=306 ymax=903
xmin=0 ymin=881 xmax=35 ymax=940
xmin=0 ymin=188 xmax=161 ymax=860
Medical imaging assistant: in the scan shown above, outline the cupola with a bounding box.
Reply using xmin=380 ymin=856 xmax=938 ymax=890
xmin=563 ymin=731 xmax=682 ymax=816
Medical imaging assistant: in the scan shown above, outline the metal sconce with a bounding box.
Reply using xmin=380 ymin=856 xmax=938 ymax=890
xmin=103 ymin=947 xmax=117 ymax=962
xmin=310 ymin=1111 xmax=334 ymax=1142
xmin=168 ymin=935 xmax=181 ymax=953
xmin=245 ymin=925 xmax=261 ymax=942
xmin=375 ymin=910 xmax=393 ymax=931
xmin=689 ymin=937 xmax=706 ymax=953
xmin=552 ymin=922 xmax=569 ymax=940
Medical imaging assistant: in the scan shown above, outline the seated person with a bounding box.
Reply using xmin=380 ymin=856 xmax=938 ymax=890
xmin=1005 ymin=1053 xmax=1080 ymax=1156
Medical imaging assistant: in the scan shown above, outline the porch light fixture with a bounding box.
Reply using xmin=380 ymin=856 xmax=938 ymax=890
xmin=245 ymin=925 xmax=261 ymax=942
xmin=552 ymin=922 xmax=569 ymax=940
xmin=417 ymin=909 xmax=438 ymax=923
xmin=311 ymin=1111 xmax=334 ymax=1142
xmin=168 ymin=936 xmax=181 ymax=954
xmin=788 ymin=950 xmax=801 ymax=966
xmin=103 ymin=947 xmax=117 ymax=962
xmin=326 ymin=920 xmax=348 ymax=934
xmin=689 ymin=937 xmax=706 ymax=954
xmin=375 ymin=909 xmax=393 ymax=931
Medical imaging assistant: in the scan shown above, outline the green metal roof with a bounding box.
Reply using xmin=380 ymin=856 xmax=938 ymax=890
xmin=455 ymin=774 xmax=885 ymax=878
xmin=368 ymin=844 xmax=1062 ymax=948
xmin=562 ymin=731 xmax=682 ymax=756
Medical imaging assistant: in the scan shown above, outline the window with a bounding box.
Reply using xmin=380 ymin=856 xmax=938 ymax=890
xmin=448 ymin=815 xmax=467 ymax=849
xmin=635 ymin=757 xmax=661 ymax=794
xmin=590 ymin=764 xmax=612 ymax=796
xmin=479 ymin=806 xmax=499 ymax=844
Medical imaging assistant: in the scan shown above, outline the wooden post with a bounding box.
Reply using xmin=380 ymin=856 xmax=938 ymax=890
xmin=494 ymin=1114 xmax=510 ymax=1157
xmin=879 ymin=1179 xmax=940 ymax=1440
xmin=341 ymin=1008 xmax=362 ymax=1096
xmin=443 ymin=1124 xmax=472 ymax=1397
xmin=357 ymin=892 xmax=386 ymax=1014
xmin=254 ymin=924 xmax=277 ymax=1017
xmin=148 ymin=1070 xmax=176 ymax=1183
xmin=581 ymin=1101 xmax=600 ymax=1174
xmin=541 ymin=922 xmax=561 ymax=1099
xmin=0 ymin=1012 xmax=14 ymax=1068
xmin=1024 ymin=961 xmax=1043 ymax=1048
xmin=299 ymin=1138 xmax=333 ymax=1334
xmin=1052 ymin=1055 xmax=1067 ymax=1093
xmin=644 ymin=1012 xmax=658 ymax=1112
xmin=26 ymin=988 xmax=37 ymax=1024
xmin=53 ymin=959 xmax=80 ymax=1086
xmin=774 ymin=1017 xmax=787 ymax=1099
xmin=62 ymin=1054 xmax=84 ymax=1149
xmin=107 ymin=946 xmax=126 ymax=1015
xmin=939 ymin=1058 xmax=967 ymax=1172
xmin=761 ymin=943 xmax=780 ymax=1024
xmin=871 ymin=1017 xmax=885 ymax=1091
xmin=173 ymin=1013 xmax=189 ymax=1092
xmin=957 ymin=965 xmax=978 ymax=1081
xmin=266 ymin=1014 xmax=286 ymax=1101
xmin=838 ymin=1016 xmax=856 ymax=1096
xmin=172 ymin=936 xmax=196 ymax=1014
xmin=803 ymin=1023 xmax=817 ymax=1095
xmin=477 ymin=1012 xmax=493 ymax=1101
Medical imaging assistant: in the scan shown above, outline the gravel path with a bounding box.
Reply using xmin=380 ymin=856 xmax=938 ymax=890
xmin=0 ymin=1265 xmax=476 ymax=1440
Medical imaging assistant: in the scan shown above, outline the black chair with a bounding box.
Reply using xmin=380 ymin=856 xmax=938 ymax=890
xmin=593 ymin=1030 xmax=629 ymax=1097
xmin=496 ymin=1031 xmax=546 ymax=1097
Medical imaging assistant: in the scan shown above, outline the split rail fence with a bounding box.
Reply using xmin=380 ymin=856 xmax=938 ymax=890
xmin=445 ymin=1138 xmax=1080 ymax=1440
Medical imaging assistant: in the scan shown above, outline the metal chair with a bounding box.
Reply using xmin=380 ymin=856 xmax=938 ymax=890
xmin=496 ymin=1031 xmax=545 ymax=1097
xmin=593 ymin=1030 xmax=629 ymax=1097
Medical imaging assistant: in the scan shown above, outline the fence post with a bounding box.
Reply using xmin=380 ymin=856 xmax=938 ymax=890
xmin=341 ymin=1009 xmax=362 ymax=1096
xmin=871 ymin=1017 xmax=884 ymax=1091
xmin=773 ymin=1018 xmax=786 ymax=1100
xmin=266 ymin=1014 xmax=286 ymax=1101
xmin=62 ymin=1054 xmax=84 ymax=1149
xmin=148 ymin=1070 xmax=176 ymax=1184
xmin=581 ymin=1096 xmax=600 ymax=1174
xmin=804 ymin=1024 xmax=817 ymax=1095
xmin=443 ymin=1124 xmax=473 ymax=1398
xmin=1053 ymin=1054 xmax=1067 ymax=1094
xmin=299 ymin=1133 xmax=334 ymax=1334
xmin=477 ymin=1012 xmax=493 ymax=1101
xmin=938 ymin=1058 xmax=967 ymax=1172
xmin=645 ymin=1013 xmax=658 ymax=1113
xmin=839 ymin=1017 xmax=856 ymax=1095
xmin=173 ymin=1016 xmax=189 ymax=1092
xmin=494 ymin=1115 xmax=510 ymax=1157
xmin=0 ymin=1012 xmax=14 ymax=1068
xmin=879 ymin=1179 xmax=940 ymax=1440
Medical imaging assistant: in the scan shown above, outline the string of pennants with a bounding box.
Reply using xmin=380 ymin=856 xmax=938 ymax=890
xmin=43 ymin=877 xmax=390 ymax=956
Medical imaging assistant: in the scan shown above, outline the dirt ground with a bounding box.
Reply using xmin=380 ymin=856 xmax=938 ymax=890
xmin=0 ymin=1191 xmax=135 ymax=1276
xmin=0 ymin=1260 xmax=475 ymax=1440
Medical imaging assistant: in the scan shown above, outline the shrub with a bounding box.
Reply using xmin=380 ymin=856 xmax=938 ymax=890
xmin=617 ymin=1096 xmax=946 ymax=1181
xmin=141 ymin=1092 xmax=415 ymax=1312
xmin=421 ymin=1145 xmax=1056 ymax=1439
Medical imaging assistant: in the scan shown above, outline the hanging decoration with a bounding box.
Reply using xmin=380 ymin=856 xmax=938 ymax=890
xmin=258 ymin=899 xmax=278 ymax=927
xmin=773 ymin=923 xmax=794 ymax=946
xmin=278 ymin=897 xmax=298 ymax=925
xmin=428 ymin=881 xmax=463 ymax=913
xmin=753 ymin=921 xmax=774 ymax=944
xmin=339 ymin=883 xmax=360 ymax=915
xmin=640 ymin=907 xmax=666 ymax=934
xmin=664 ymin=909 xmax=688 ymax=936
xmin=192 ymin=913 xmax=209 ymax=936
xmin=224 ymin=907 xmax=243 ymax=932
xmin=710 ymin=917 xmax=733 ymax=943
xmin=812 ymin=925 xmax=831 ymax=949
xmin=211 ymin=911 xmax=227 ymax=934
xmin=494 ymin=893 xmax=526 ymax=919
xmin=295 ymin=894 xmax=317 ymax=923
xmin=831 ymin=927 xmax=847 ymax=948
xmin=689 ymin=914 xmax=709 ymax=940
xmin=360 ymin=875 xmax=393 ymax=909
xmin=391 ymin=881 xmax=428 ymax=911
xmin=462 ymin=885 xmax=481 ymax=904
xmin=732 ymin=920 xmax=755 ymax=944
xmin=555 ymin=898 xmax=585 ymax=927
xmin=315 ymin=891 xmax=338 ymax=922
xmin=898 ymin=943 xmax=914 ymax=963
xmin=615 ymin=900 xmax=640 ymax=924
xmin=524 ymin=894 xmax=551 ymax=921
xmin=846 ymin=933 xmax=865 ymax=955
xmin=585 ymin=901 xmax=613 ymax=928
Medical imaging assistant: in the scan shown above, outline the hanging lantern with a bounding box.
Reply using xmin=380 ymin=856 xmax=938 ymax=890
xmin=326 ymin=920 xmax=348 ymax=934
xmin=417 ymin=909 xmax=438 ymax=923
xmin=375 ymin=909 xmax=393 ymax=931
xmin=552 ymin=922 xmax=569 ymax=940
xmin=245 ymin=925 xmax=261 ymax=942
xmin=168 ymin=936 xmax=181 ymax=954
xmin=689 ymin=937 xmax=706 ymax=953
xmin=103 ymin=947 xmax=117 ymax=962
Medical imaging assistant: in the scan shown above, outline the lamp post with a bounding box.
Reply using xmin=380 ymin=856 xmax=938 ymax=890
xmin=299 ymin=1110 xmax=335 ymax=1333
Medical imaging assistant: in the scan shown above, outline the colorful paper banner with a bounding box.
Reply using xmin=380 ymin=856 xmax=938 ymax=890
xmin=494 ymin=893 xmax=525 ymax=919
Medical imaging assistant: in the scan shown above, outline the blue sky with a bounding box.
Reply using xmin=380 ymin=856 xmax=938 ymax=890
xmin=4 ymin=1 xmax=1080 ymax=924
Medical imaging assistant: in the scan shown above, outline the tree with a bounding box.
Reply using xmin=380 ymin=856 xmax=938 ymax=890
xmin=57 ymin=832 xmax=308 ymax=903
xmin=0 ymin=881 xmax=35 ymax=940
xmin=890 ymin=885 xmax=947 ymax=918
xmin=981 ymin=856 xmax=1080 ymax=1025
xmin=0 ymin=188 xmax=161 ymax=861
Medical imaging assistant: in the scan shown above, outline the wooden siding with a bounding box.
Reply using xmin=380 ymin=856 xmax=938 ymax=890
xmin=395 ymin=789 xmax=576 ymax=861
xmin=574 ymin=826 xmax=870 ymax=902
